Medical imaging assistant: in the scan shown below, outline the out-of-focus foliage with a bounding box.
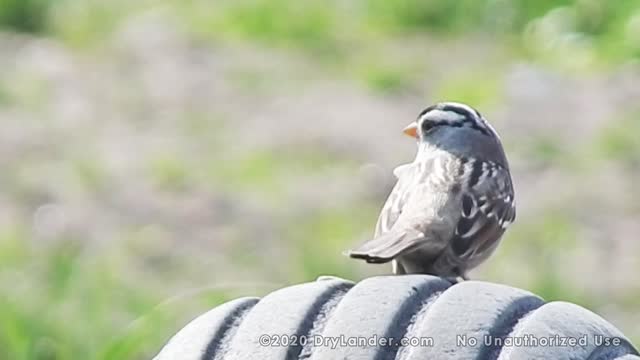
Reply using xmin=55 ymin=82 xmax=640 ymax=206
xmin=0 ymin=0 xmax=51 ymax=33
xmin=0 ymin=0 xmax=639 ymax=359
xmin=195 ymin=0 xmax=640 ymax=66
xmin=3 ymin=0 xmax=639 ymax=63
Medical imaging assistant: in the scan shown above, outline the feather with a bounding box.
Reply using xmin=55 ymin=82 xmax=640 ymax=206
xmin=349 ymin=228 xmax=425 ymax=264
xmin=374 ymin=162 xmax=417 ymax=236
xmin=451 ymin=159 xmax=515 ymax=260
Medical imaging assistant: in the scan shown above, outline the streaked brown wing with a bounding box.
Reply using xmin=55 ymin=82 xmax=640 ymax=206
xmin=374 ymin=163 xmax=414 ymax=237
xmin=450 ymin=160 xmax=516 ymax=262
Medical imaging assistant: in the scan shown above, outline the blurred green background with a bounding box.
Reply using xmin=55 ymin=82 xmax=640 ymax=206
xmin=0 ymin=0 xmax=639 ymax=358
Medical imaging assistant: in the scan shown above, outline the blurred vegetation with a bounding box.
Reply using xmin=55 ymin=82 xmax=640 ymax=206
xmin=196 ymin=0 xmax=640 ymax=66
xmin=596 ymin=112 xmax=640 ymax=167
xmin=0 ymin=0 xmax=639 ymax=359
xmin=1 ymin=0 xmax=638 ymax=63
xmin=0 ymin=0 xmax=50 ymax=33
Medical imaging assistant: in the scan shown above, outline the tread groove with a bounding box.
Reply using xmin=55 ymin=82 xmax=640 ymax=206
xmin=156 ymin=276 xmax=638 ymax=359
xmin=586 ymin=338 xmax=640 ymax=360
xmin=395 ymin=291 xmax=443 ymax=360
xmin=295 ymin=284 xmax=352 ymax=359
xmin=476 ymin=295 xmax=545 ymax=360
xmin=375 ymin=283 xmax=448 ymax=360
xmin=204 ymin=298 xmax=258 ymax=360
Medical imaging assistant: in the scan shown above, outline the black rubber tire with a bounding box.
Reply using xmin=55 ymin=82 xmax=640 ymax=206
xmin=154 ymin=275 xmax=639 ymax=360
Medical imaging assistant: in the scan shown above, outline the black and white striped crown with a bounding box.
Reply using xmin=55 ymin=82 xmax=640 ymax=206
xmin=417 ymin=102 xmax=497 ymax=137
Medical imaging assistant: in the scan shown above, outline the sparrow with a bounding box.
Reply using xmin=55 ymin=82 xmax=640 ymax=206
xmin=349 ymin=102 xmax=516 ymax=280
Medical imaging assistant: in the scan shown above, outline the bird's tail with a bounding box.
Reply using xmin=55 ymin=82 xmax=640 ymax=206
xmin=348 ymin=229 xmax=425 ymax=264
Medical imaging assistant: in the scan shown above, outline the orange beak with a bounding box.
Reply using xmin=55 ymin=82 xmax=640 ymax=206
xmin=403 ymin=122 xmax=418 ymax=138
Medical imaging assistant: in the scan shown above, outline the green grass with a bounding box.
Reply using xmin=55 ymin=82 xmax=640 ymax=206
xmin=208 ymin=148 xmax=357 ymax=200
xmin=595 ymin=112 xmax=640 ymax=166
xmin=2 ymin=72 xmax=50 ymax=109
xmin=482 ymin=210 xmax=605 ymax=313
xmin=517 ymin=135 xmax=569 ymax=168
xmin=177 ymin=0 xmax=351 ymax=59
xmin=210 ymin=0 xmax=337 ymax=50
xmin=0 ymin=0 xmax=51 ymax=33
xmin=148 ymin=155 xmax=193 ymax=192
xmin=72 ymin=158 xmax=109 ymax=192
xmin=358 ymin=63 xmax=415 ymax=94
xmin=287 ymin=204 xmax=378 ymax=282
xmin=0 ymin=196 xmax=375 ymax=359
xmin=1 ymin=1 xmax=639 ymax=358
xmin=434 ymin=70 xmax=505 ymax=109
xmin=0 ymin=226 xmax=233 ymax=360
xmin=2 ymin=0 xmax=637 ymax=65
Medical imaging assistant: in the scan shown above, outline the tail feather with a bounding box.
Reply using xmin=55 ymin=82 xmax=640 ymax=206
xmin=348 ymin=229 xmax=425 ymax=264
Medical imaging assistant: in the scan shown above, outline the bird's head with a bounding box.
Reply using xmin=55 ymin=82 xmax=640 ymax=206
xmin=403 ymin=102 xmax=497 ymax=142
xmin=403 ymin=101 xmax=507 ymax=166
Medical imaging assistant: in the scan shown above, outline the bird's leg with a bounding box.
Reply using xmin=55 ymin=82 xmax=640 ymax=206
xmin=444 ymin=271 xmax=469 ymax=284
xmin=392 ymin=260 xmax=407 ymax=275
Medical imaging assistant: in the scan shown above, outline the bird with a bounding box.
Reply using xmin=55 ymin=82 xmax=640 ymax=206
xmin=348 ymin=102 xmax=515 ymax=281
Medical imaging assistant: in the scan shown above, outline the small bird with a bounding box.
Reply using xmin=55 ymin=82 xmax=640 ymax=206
xmin=349 ymin=102 xmax=515 ymax=281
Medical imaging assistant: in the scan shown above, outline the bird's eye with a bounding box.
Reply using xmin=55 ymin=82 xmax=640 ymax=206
xmin=421 ymin=121 xmax=436 ymax=134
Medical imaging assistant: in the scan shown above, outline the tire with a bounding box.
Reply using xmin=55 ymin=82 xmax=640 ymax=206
xmin=154 ymin=275 xmax=639 ymax=360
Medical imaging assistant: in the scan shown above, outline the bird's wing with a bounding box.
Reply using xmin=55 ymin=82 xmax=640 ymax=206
xmin=350 ymin=162 xmax=425 ymax=263
xmin=450 ymin=158 xmax=516 ymax=263
xmin=354 ymin=158 xmax=452 ymax=263
xmin=373 ymin=163 xmax=415 ymax=237
xmin=349 ymin=228 xmax=425 ymax=263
